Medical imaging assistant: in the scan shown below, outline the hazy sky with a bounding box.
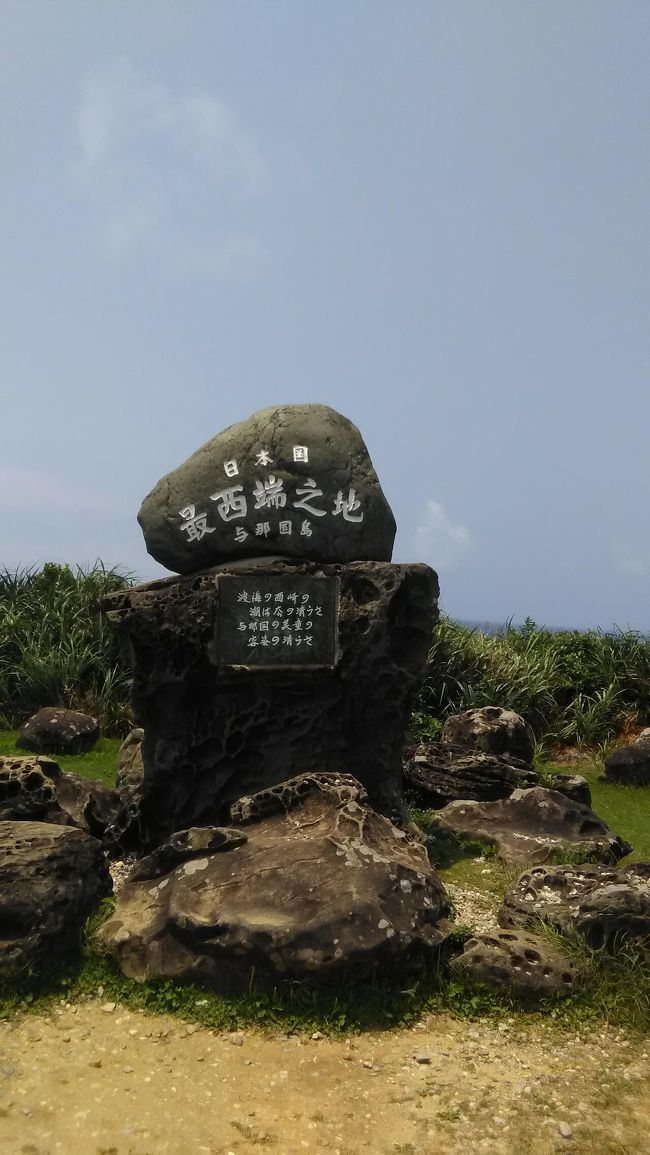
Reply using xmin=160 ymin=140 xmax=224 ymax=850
xmin=2 ymin=1 xmax=649 ymax=628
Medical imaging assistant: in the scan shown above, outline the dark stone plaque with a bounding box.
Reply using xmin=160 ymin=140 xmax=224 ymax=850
xmin=215 ymin=574 xmax=339 ymax=669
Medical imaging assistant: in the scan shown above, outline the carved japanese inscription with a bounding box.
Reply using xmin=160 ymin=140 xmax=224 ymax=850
xmin=215 ymin=574 xmax=339 ymax=670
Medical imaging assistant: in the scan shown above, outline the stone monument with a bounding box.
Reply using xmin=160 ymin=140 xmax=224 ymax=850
xmin=102 ymin=403 xmax=439 ymax=850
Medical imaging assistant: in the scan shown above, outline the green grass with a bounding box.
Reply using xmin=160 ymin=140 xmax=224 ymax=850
xmin=541 ymin=756 xmax=650 ymax=863
xmin=0 ymin=729 xmax=121 ymax=788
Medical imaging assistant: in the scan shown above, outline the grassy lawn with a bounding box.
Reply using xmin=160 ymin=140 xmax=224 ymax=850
xmin=0 ymin=730 xmax=121 ymax=788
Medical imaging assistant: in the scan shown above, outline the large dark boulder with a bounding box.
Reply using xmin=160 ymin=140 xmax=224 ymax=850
xmin=102 ymin=558 xmax=437 ymax=849
xmin=500 ymin=862 xmax=650 ymax=952
xmin=441 ymin=707 xmax=535 ymax=766
xmin=98 ymin=773 xmax=449 ymax=992
xmin=0 ymin=821 xmax=112 ymax=981
xmin=451 ymin=927 xmax=579 ymax=1000
xmin=17 ymin=707 xmax=100 ymax=755
xmin=403 ymin=743 xmax=539 ymax=807
xmin=0 ymin=756 xmax=120 ymax=841
xmin=428 ymin=787 xmax=631 ymax=867
xmin=138 ymin=403 xmax=397 ymax=573
xmin=604 ymin=738 xmax=650 ymax=786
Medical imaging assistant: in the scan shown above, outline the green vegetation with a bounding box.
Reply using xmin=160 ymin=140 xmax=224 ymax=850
xmin=0 ymin=730 xmax=122 ymax=788
xmin=415 ymin=615 xmax=650 ymax=750
xmin=0 ymin=562 xmax=134 ymax=736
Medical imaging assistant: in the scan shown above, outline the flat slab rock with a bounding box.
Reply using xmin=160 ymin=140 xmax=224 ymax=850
xmin=0 ymin=821 xmax=112 ymax=981
xmin=17 ymin=707 xmax=100 ymax=755
xmin=102 ymin=559 xmax=437 ymax=849
xmin=138 ymin=403 xmax=397 ymax=572
xmin=403 ymin=743 xmax=539 ymax=807
xmin=451 ymin=927 xmax=579 ymax=1000
xmin=427 ymin=786 xmax=631 ymax=867
xmin=441 ymin=706 xmax=535 ymax=765
xmin=0 ymin=756 xmax=120 ymax=842
xmin=98 ymin=773 xmax=449 ymax=992
xmin=500 ymin=862 xmax=650 ymax=951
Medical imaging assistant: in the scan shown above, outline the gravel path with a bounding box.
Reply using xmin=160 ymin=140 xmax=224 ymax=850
xmin=1 ymin=1000 xmax=649 ymax=1154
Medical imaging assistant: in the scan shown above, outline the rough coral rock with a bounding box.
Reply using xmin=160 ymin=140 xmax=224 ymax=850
xmin=428 ymin=787 xmax=631 ymax=867
xmin=101 ymin=559 xmax=437 ymax=849
xmin=17 ymin=707 xmax=100 ymax=755
xmin=441 ymin=706 xmax=535 ymax=766
xmin=403 ymin=743 xmax=538 ymax=807
xmin=451 ymin=927 xmax=579 ymax=1000
xmin=604 ymin=740 xmax=650 ymax=786
xmin=138 ymin=403 xmax=397 ymax=573
xmin=500 ymin=862 xmax=650 ymax=952
xmin=98 ymin=773 xmax=449 ymax=991
xmin=0 ymin=756 xmax=120 ymax=841
xmin=0 ymin=821 xmax=111 ymax=980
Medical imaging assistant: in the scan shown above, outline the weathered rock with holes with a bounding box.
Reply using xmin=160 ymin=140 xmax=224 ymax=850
xmin=116 ymin=729 xmax=144 ymax=794
xmin=101 ymin=559 xmax=437 ymax=850
xmin=428 ymin=787 xmax=631 ymax=867
xmin=546 ymin=774 xmax=592 ymax=808
xmin=441 ymin=707 xmax=535 ymax=766
xmin=98 ymin=773 xmax=449 ymax=991
xmin=0 ymin=756 xmax=120 ymax=841
xmin=0 ymin=821 xmax=112 ymax=980
xmin=604 ymin=739 xmax=650 ymax=786
xmin=451 ymin=927 xmax=579 ymax=1000
xmin=17 ymin=707 xmax=100 ymax=755
xmin=500 ymin=862 xmax=650 ymax=953
xmin=403 ymin=743 xmax=539 ymax=807
xmin=138 ymin=403 xmax=397 ymax=573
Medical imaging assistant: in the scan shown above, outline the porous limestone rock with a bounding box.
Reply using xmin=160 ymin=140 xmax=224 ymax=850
xmin=441 ymin=706 xmax=535 ymax=766
xmin=17 ymin=707 xmax=100 ymax=755
xmin=403 ymin=743 xmax=539 ymax=808
xmin=500 ymin=862 xmax=650 ymax=952
xmin=451 ymin=927 xmax=579 ymax=1000
xmin=98 ymin=773 xmax=449 ymax=991
xmin=427 ymin=787 xmax=631 ymax=867
xmin=0 ymin=756 xmax=120 ymax=841
xmin=116 ymin=728 xmax=144 ymax=794
xmin=604 ymin=739 xmax=650 ymax=786
xmin=545 ymin=774 xmax=592 ymax=808
xmin=0 ymin=821 xmax=111 ymax=980
xmin=138 ymin=403 xmax=397 ymax=573
xmin=102 ymin=558 xmax=437 ymax=849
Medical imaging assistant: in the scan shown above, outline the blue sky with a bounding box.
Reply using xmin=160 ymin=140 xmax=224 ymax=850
xmin=2 ymin=1 xmax=649 ymax=629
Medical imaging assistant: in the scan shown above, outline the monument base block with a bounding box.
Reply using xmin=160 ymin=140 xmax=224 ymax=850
xmin=102 ymin=559 xmax=438 ymax=849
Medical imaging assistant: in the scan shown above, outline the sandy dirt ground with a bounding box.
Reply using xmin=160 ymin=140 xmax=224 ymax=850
xmin=1 ymin=1001 xmax=649 ymax=1155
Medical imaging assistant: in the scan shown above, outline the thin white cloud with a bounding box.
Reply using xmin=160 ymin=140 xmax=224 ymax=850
xmin=414 ymin=499 xmax=472 ymax=572
xmin=73 ymin=58 xmax=268 ymax=276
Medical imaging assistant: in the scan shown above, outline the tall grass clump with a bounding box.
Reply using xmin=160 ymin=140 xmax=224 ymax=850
xmin=0 ymin=562 xmax=135 ymax=735
xmin=415 ymin=616 xmax=650 ymax=749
